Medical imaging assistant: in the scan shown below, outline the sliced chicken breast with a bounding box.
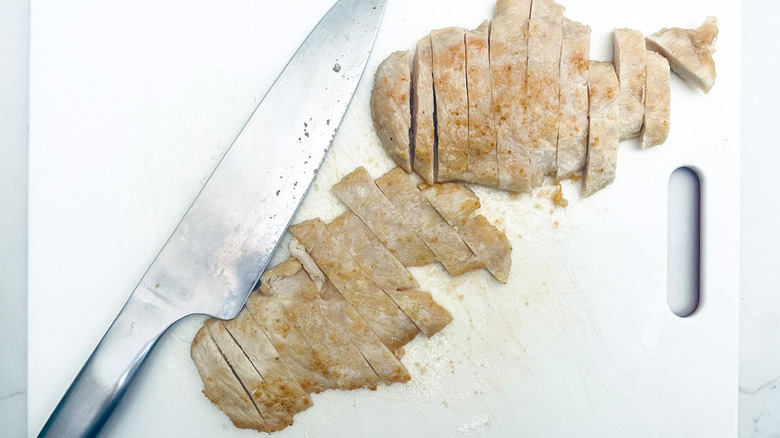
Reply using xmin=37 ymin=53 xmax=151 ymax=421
xmin=244 ymin=293 xmax=336 ymax=394
xmin=286 ymin=300 xmax=380 ymax=390
xmin=431 ymin=27 xmax=469 ymax=181
xmin=527 ymin=0 xmax=564 ymax=175
xmin=556 ymin=18 xmax=591 ymax=178
xmin=332 ymin=167 xmax=435 ymax=267
xmin=289 ymin=218 xmax=420 ymax=353
xmin=371 ymin=51 xmax=412 ymax=172
xmin=412 ymin=35 xmax=437 ymax=184
xmin=327 ymin=211 xmax=418 ymax=291
xmin=222 ymin=309 xmax=312 ymax=431
xmin=320 ymin=283 xmax=411 ymax=383
xmin=613 ymin=28 xmax=647 ymax=140
xmin=646 ymin=16 xmax=718 ymax=93
xmin=204 ymin=319 xmax=272 ymax=431
xmin=384 ymin=289 xmax=453 ymax=338
xmin=490 ymin=0 xmax=542 ymax=192
xmin=375 ymin=167 xmax=483 ymax=276
xmin=191 ymin=327 xmax=267 ymax=431
xmin=641 ymin=51 xmax=671 ymax=149
xmin=583 ymin=61 xmax=620 ymax=197
xmin=464 ymin=21 xmax=499 ymax=186
xmin=420 ymin=183 xmax=512 ymax=283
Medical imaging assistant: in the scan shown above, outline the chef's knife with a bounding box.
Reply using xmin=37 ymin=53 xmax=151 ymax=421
xmin=38 ymin=0 xmax=387 ymax=436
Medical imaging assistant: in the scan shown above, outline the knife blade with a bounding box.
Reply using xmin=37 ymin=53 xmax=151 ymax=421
xmin=38 ymin=0 xmax=387 ymax=436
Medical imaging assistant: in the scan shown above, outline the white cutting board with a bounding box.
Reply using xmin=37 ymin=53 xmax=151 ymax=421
xmin=28 ymin=0 xmax=739 ymax=436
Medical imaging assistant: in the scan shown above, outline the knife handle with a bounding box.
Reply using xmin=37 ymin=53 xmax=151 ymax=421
xmin=38 ymin=289 xmax=183 ymax=438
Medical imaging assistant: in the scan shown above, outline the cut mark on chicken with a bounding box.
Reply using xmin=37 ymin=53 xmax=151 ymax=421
xmin=375 ymin=167 xmax=483 ymax=276
xmin=556 ymin=18 xmax=590 ymax=179
xmin=205 ymin=320 xmax=269 ymax=429
xmin=332 ymin=167 xmax=435 ymax=267
xmin=191 ymin=327 xmax=267 ymax=431
xmin=613 ymin=28 xmax=647 ymax=140
xmin=583 ymin=61 xmax=620 ymax=197
xmin=384 ymin=289 xmax=453 ymax=338
xmin=221 ymin=309 xmax=312 ymax=430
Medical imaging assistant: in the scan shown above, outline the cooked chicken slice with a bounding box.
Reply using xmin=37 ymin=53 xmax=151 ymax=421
xmin=412 ymin=35 xmax=436 ymax=184
xmin=384 ymin=289 xmax=452 ymax=338
xmin=527 ymin=0 xmax=564 ymax=175
xmin=289 ymin=219 xmax=420 ymax=353
xmin=416 ymin=182 xmax=481 ymax=223
xmin=288 ymin=239 xmax=326 ymax=292
xmin=221 ymin=309 xmax=312 ymax=430
xmin=641 ymin=51 xmax=671 ymax=149
xmin=556 ymin=18 xmax=591 ymax=178
xmin=332 ymin=167 xmax=435 ymax=267
xmin=244 ymin=294 xmax=335 ymax=394
xmin=327 ymin=211 xmax=418 ymax=290
xmin=371 ymin=51 xmax=412 ymax=172
xmin=191 ymin=327 xmax=267 ymax=431
xmin=420 ymin=183 xmax=512 ymax=283
xmin=286 ymin=300 xmax=380 ymax=391
xmin=431 ymin=27 xmax=469 ymax=181
xmin=375 ymin=168 xmax=483 ymax=276
xmin=464 ymin=21 xmax=499 ymax=186
xmin=646 ymin=17 xmax=718 ymax=93
xmin=259 ymin=258 xmax=319 ymax=300
xmin=319 ymin=283 xmax=411 ymax=383
xmin=583 ymin=61 xmax=620 ymax=197
xmin=491 ymin=0 xmax=541 ymax=192
xmin=613 ymin=28 xmax=647 ymax=140
xmin=204 ymin=319 xmax=272 ymax=431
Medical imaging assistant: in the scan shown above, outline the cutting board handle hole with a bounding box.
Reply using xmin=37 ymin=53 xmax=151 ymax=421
xmin=667 ymin=167 xmax=701 ymax=317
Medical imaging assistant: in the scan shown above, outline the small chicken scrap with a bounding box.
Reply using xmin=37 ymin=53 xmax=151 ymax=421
xmin=191 ymin=166 xmax=510 ymax=432
xmin=371 ymin=0 xmax=717 ymax=196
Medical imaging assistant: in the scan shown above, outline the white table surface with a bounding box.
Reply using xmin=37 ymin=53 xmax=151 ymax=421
xmin=1 ymin=0 xmax=777 ymax=436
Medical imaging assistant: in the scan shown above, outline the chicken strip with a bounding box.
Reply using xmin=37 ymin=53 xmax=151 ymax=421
xmin=646 ymin=17 xmax=718 ymax=93
xmin=431 ymin=27 xmax=469 ymax=181
xmin=319 ymin=282 xmax=411 ymax=383
xmin=222 ymin=309 xmax=312 ymax=431
xmin=190 ymin=327 xmax=267 ymax=431
xmin=556 ymin=18 xmax=591 ymax=179
xmin=613 ymin=28 xmax=647 ymax=140
xmin=464 ymin=21 xmax=499 ymax=186
xmin=420 ymin=183 xmax=512 ymax=283
xmin=527 ymin=0 xmax=564 ymax=175
xmin=490 ymin=0 xmax=542 ymax=192
xmin=640 ymin=51 xmax=671 ymax=149
xmin=412 ymin=36 xmax=437 ymax=184
xmin=204 ymin=319 xmax=273 ymax=431
xmin=375 ymin=168 xmax=483 ymax=276
xmin=583 ymin=61 xmax=620 ymax=197
xmin=327 ymin=211 xmax=418 ymax=291
xmin=286 ymin=300 xmax=380 ymax=390
xmin=332 ymin=167 xmax=435 ymax=267
xmin=384 ymin=289 xmax=453 ymax=338
xmin=244 ymin=293 xmax=335 ymax=394
xmin=289 ymin=219 xmax=420 ymax=353
xmin=371 ymin=51 xmax=412 ymax=172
